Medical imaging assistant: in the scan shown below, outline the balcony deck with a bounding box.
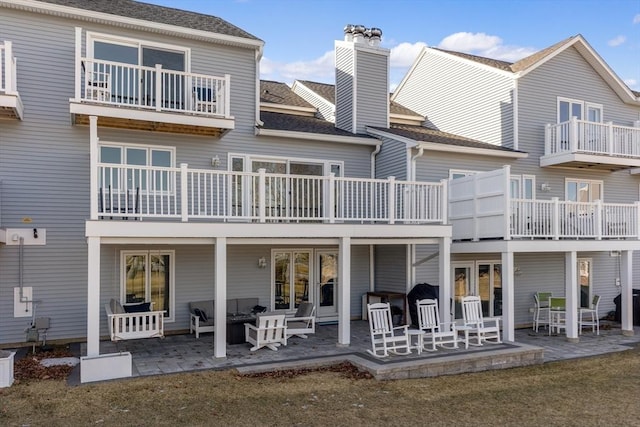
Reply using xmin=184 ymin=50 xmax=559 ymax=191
xmin=93 ymin=164 xmax=447 ymax=227
xmin=0 ymin=41 xmax=23 ymax=120
xmin=70 ymin=55 xmax=233 ymax=136
xmin=542 ymin=118 xmax=640 ymax=170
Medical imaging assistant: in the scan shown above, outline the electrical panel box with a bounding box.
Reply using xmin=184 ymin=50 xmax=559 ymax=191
xmin=2 ymin=228 xmax=46 ymax=246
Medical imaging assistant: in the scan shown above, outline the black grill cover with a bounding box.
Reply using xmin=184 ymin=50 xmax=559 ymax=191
xmin=407 ymin=283 xmax=439 ymax=327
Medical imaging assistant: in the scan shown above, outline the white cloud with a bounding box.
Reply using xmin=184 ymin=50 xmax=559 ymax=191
xmin=608 ymin=35 xmax=626 ymax=47
xmin=439 ymin=32 xmax=502 ymax=52
xmin=437 ymin=32 xmax=537 ymax=62
xmin=389 ymin=42 xmax=427 ymax=68
xmin=624 ymin=78 xmax=638 ymax=90
xmin=634 ymin=14 xmax=640 ymax=24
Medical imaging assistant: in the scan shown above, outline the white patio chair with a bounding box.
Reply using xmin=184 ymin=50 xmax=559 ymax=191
xmin=579 ymin=295 xmax=600 ymax=335
xmin=416 ymin=299 xmax=458 ymax=351
xmin=284 ymin=302 xmax=316 ymax=339
xmin=366 ymin=302 xmax=412 ymax=358
xmin=533 ymin=292 xmax=552 ymax=332
xmin=461 ymin=296 xmax=501 ymax=345
xmin=244 ymin=312 xmax=287 ymax=351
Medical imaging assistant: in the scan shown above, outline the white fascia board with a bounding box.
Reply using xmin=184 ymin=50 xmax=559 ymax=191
xmin=366 ymin=127 xmax=417 ymax=148
xmin=392 ymin=46 xmax=428 ymax=101
xmin=417 ymin=141 xmax=528 ymax=159
xmin=452 ymin=238 xmax=640 ymax=254
xmin=86 ymin=221 xmax=451 ymax=239
xmin=335 ymin=40 xmax=391 ymax=57
xmin=293 ymin=81 xmax=335 ymax=109
xmin=3 ymin=0 xmax=264 ymax=50
xmin=515 ymin=36 xmax=639 ymax=105
xmin=390 ymin=113 xmax=424 ymax=122
xmin=256 ymin=128 xmax=379 ymax=146
xmin=260 ymin=103 xmax=317 ymax=115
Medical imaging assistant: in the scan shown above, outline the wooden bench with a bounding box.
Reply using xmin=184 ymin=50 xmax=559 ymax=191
xmin=105 ymin=299 xmax=165 ymax=342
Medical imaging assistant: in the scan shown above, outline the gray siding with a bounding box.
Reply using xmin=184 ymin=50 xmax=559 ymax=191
xmin=376 ymin=137 xmax=408 ymax=180
xmin=394 ymin=49 xmax=515 ymax=147
xmin=353 ymin=49 xmax=388 ymax=133
xmin=374 ymin=245 xmax=407 ymax=293
xmin=335 ymin=44 xmax=354 ymax=133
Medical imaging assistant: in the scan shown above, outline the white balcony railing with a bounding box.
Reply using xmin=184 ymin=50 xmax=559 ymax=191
xmin=545 ymin=117 xmax=640 ymax=158
xmin=94 ymin=164 xmax=446 ymax=224
xmin=77 ymin=58 xmax=231 ymax=117
xmin=510 ymin=198 xmax=639 ymax=239
xmin=0 ymin=41 xmax=18 ymax=94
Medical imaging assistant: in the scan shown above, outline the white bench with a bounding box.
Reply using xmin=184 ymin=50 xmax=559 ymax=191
xmin=105 ymin=299 xmax=165 ymax=342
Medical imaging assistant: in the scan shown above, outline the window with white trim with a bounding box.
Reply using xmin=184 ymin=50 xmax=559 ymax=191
xmin=510 ymin=175 xmax=536 ymax=199
xmin=121 ymin=250 xmax=175 ymax=321
xmin=558 ymin=97 xmax=603 ymax=123
xmin=228 ymin=154 xmax=343 ymax=218
xmin=99 ymin=143 xmax=175 ymax=193
xmin=565 ymin=178 xmax=603 ymax=202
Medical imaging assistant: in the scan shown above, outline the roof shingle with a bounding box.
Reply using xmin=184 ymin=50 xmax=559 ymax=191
xmin=33 ymin=0 xmax=260 ymax=40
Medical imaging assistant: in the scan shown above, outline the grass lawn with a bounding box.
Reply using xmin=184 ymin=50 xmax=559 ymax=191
xmin=1 ymin=346 xmax=639 ymax=426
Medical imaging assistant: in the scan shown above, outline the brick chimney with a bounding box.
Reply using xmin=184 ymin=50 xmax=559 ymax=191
xmin=335 ymin=25 xmax=389 ymax=134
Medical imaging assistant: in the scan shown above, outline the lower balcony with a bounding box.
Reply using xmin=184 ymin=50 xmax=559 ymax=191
xmin=92 ymin=164 xmax=446 ymax=225
xmin=542 ymin=118 xmax=640 ymax=171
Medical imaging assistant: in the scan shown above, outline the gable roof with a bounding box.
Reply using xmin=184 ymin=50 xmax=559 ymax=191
xmin=368 ymin=124 xmax=527 ymax=158
xmin=428 ymin=35 xmax=638 ymax=105
xmin=11 ymin=0 xmax=260 ymax=42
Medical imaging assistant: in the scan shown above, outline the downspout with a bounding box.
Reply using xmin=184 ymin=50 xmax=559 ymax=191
xmin=254 ymin=46 xmax=264 ymax=130
xmin=513 ymin=78 xmax=519 ymax=151
xmin=370 ymin=144 xmax=381 ymax=179
xmin=408 ymin=146 xmax=425 ymax=291
xmin=410 ymin=146 xmax=424 ymax=181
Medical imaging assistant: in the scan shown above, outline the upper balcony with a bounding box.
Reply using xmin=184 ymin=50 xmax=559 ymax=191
xmin=0 ymin=41 xmax=24 ymax=120
xmin=450 ymin=166 xmax=640 ymax=241
xmin=542 ymin=117 xmax=640 ymax=171
xmin=69 ymin=30 xmax=234 ymax=137
xmin=90 ymin=164 xmax=447 ymax=227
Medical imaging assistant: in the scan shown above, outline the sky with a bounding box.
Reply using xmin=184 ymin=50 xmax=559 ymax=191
xmin=144 ymin=0 xmax=640 ymax=92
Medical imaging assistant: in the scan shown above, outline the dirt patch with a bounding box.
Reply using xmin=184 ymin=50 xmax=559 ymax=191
xmin=13 ymin=346 xmax=75 ymax=382
xmin=239 ymin=361 xmax=373 ymax=380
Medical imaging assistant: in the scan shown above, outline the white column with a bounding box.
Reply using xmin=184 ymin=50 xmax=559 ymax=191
xmin=439 ymin=237 xmax=451 ymax=324
xmin=89 ymin=116 xmax=99 ymax=221
xmin=501 ymin=251 xmax=515 ymax=342
xmin=338 ymin=237 xmax=351 ymax=346
xmin=620 ymin=250 xmax=634 ymax=336
xmin=565 ymin=251 xmax=579 ymax=342
xmin=214 ymin=237 xmax=227 ymax=358
xmin=86 ymin=236 xmax=101 ymax=356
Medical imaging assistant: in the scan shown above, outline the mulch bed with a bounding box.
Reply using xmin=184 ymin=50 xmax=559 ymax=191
xmin=239 ymin=361 xmax=373 ymax=380
xmin=13 ymin=345 xmax=75 ymax=382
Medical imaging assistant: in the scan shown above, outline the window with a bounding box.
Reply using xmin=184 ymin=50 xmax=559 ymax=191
xmin=99 ymin=143 xmax=174 ymax=193
xmin=449 ymin=170 xmax=478 ymax=180
xmin=558 ymin=97 xmax=603 ymax=123
xmin=229 ymin=154 xmax=343 ymax=218
xmin=87 ymin=32 xmax=189 ymax=106
xmin=565 ymin=178 xmax=603 ymax=202
xmin=121 ymin=250 xmax=175 ymax=321
xmin=510 ymin=175 xmax=535 ymax=199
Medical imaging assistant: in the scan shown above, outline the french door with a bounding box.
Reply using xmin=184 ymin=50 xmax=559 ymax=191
xmin=451 ymin=261 xmax=502 ymax=319
xmin=271 ymin=249 xmax=338 ymax=321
